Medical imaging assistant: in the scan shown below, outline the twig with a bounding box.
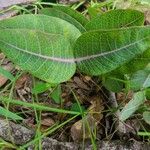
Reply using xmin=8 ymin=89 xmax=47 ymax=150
xmin=108 ymin=91 xmax=127 ymax=135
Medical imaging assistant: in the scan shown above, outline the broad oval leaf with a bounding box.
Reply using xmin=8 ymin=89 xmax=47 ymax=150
xmin=50 ymin=85 xmax=62 ymax=104
xmin=107 ymin=49 xmax=150 ymax=92
xmin=39 ymin=8 xmax=86 ymax=33
xmin=143 ymin=111 xmax=150 ymax=125
xmin=102 ymin=74 xmax=124 ymax=92
xmin=115 ymin=48 xmax=150 ymax=75
xmin=85 ymin=9 xmax=144 ymax=30
xmin=128 ymin=64 xmax=150 ymax=91
xmin=32 ymin=81 xmax=52 ymax=94
xmin=54 ymin=6 xmax=88 ymax=26
xmin=120 ymin=91 xmax=145 ymax=121
xmin=87 ymin=9 xmax=145 ymax=81
xmin=0 ymin=14 xmax=81 ymax=44
xmin=0 ymin=29 xmax=76 ymax=83
xmin=74 ymin=26 xmax=150 ymax=75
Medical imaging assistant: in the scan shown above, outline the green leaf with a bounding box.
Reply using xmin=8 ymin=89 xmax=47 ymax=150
xmin=102 ymin=74 xmax=124 ymax=92
xmin=0 ymin=29 xmax=76 ymax=83
xmin=141 ymin=0 xmax=150 ymax=5
xmin=32 ymin=81 xmax=53 ymax=94
xmin=87 ymin=7 xmax=100 ymax=18
xmin=146 ymin=88 xmax=150 ymax=99
xmin=39 ymin=8 xmax=86 ymax=32
xmin=143 ymin=111 xmax=150 ymax=125
xmin=86 ymin=9 xmax=145 ymax=91
xmin=1 ymin=14 xmax=150 ymax=84
xmin=50 ymin=85 xmax=62 ymax=104
xmin=0 ymin=96 xmax=80 ymax=115
xmin=71 ymin=103 xmax=86 ymax=113
xmin=54 ymin=6 xmax=88 ymax=26
xmin=109 ymin=49 xmax=150 ymax=92
xmin=120 ymin=91 xmax=146 ymax=121
xmin=128 ymin=65 xmax=150 ymax=91
xmin=0 ymin=106 xmax=23 ymax=120
xmin=74 ymin=26 xmax=150 ymax=76
xmin=138 ymin=131 xmax=150 ymax=136
xmin=85 ymin=9 xmax=144 ymax=30
xmin=0 ymin=14 xmax=81 ymax=44
xmin=114 ymin=48 xmax=150 ymax=75
xmin=0 ymin=66 xmax=14 ymax=81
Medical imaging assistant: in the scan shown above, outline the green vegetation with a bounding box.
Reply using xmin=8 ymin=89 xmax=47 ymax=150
xmin=0 ymin=0 xmax=150 ymax=149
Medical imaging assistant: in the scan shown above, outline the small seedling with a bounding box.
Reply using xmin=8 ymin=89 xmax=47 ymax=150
xmin=0 ymin=6 xmax=150 ymax=120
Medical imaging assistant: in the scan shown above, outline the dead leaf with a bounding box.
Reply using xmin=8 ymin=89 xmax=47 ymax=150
xmin=70 ymin=115 xmax=96 ymax=142
xmin=115 ymin=0 xmax=132 ymax=9
xmin=41 ymin=118 xmax=55 ymax=127
xmin=40 ymin=118 xmax=55 ymax=131
xmin=88 ymin=96 xmax=104 ymax=123
xmin=23 ymin=117 xmax=35 ymax=129
xmin=145 ymin=11 xmax=150 ymax=24
xmin=71 ymin=120 xmax=82 ymax=141
xmin=15 ymin=73 xmax=31 ymax=89
xmin=0 ymin=53 xmax=5 ymax=61
xmin=74 ymin=77 xmax=90 ymax=90
xmin=15 ymin=74 xmax=32 ymax=102
xmin=125 ymin=119 xmax=140 ymax=134
xmin=71 ymin=95 xmax=104 ymax=141
xmin=84 ymin=76 xmax=91 ymax=82
xmin=117 ymin=91 xmax=133 ymax=103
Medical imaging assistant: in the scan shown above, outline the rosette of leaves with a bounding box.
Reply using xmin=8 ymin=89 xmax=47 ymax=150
xmin=0 ymin=6 xmax=150 ymax=87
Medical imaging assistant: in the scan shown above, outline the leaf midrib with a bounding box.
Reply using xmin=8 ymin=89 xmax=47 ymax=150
xmin=0 ymin=39 xmax=75 ymax=63
xmin=142 ymin=73 xmax=150 ymax=88
xmin=0 ymin=36 xmax=148 ymax=63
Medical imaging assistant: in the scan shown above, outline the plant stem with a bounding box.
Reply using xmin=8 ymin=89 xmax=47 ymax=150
xmin=108 ymin=91 xmax=127 ymax=135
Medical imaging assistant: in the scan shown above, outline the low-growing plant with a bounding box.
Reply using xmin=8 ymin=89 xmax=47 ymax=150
xmin=0 ymin=5 xmax=150 ymax=121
